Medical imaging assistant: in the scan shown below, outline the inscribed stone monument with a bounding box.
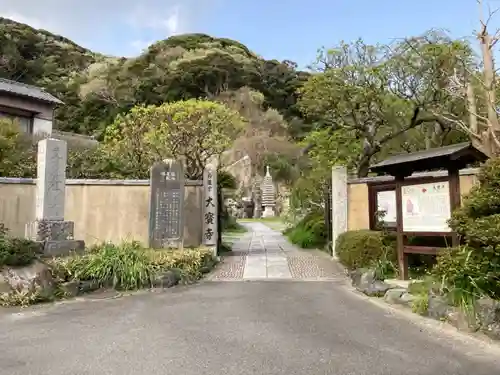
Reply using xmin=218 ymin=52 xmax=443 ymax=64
xmin=148 ymin=160 xmax=185 ymax=249
xmin=25 ymin=138 xmax=84 ymax=255
xmin=252 ymin=175 xmax=263 ymax=219
xmin=331 ymin=166 xmax=348 ymax=259
xmin=202 ymin=162 xmax=218 ymax=255
xmin=261 ymin=166 xmax=276 ymax=218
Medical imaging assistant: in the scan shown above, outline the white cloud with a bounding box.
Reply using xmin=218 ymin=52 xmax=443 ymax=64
xmin=0 ymin=0 xmax=215 ymax=55
xmin=130 ymin=39 xmax=155 ymax=52
xmin=0 ymin=11 xmax=43 ymax=29
xmin=165 ymin=8 xmax=180 ymax=34
xmin=126 ymin=5 xmax=182 ymax=53
xmin=127 ymin=4 xmax=181 ymax=34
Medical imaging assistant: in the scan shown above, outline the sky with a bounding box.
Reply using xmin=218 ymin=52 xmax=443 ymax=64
xmin=0 ymin=0 xmax=498 ymax=69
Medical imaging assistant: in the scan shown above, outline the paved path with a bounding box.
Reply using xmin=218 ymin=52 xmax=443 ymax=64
xmin=211 ymin=222 xmax=344 ymax=281
xmin=1 ymin=222 xmax=500 ymax=374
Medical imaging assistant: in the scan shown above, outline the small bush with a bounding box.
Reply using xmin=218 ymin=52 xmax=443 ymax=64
xmin=433 ymin=157 xmax=500 ymax=300
xmin=336 ymin=230 xmax=396 ymax=270
xmin=285 ymin=211 xmax=327 ymax=249
xmin=410 ymin=291 xmax=429 ymax=315
xmin=219 ymin=242 xmax=233 ymax=254
xmin=67 ymin=241 xmax=155 ymax=290
xmin=0 ymin=226 xmax=41 ymax=267
xmin=371 ymin=247 xmax=398 ymax=280
xmin=148 ymin=247 xmax=214 ymax=280
xmin=433 ymin=246 xmax=490 ymax=303
xmin=53 ymin=242 xmax=216 ymax=291
xmin=222 ymin=215 xmax=246 ymax=233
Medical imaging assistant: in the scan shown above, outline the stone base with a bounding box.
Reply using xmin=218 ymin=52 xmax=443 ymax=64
xmin=40 ymin=240 xmax=85 ymax=257
xmin=26 ymin=220 xmax=74 ymax=241
xmin=262 ymin=206 xmax=275 ymax=218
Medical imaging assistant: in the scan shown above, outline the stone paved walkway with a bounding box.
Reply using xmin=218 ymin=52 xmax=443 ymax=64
xmin=209 ymin=222 xmax=345 ymax=281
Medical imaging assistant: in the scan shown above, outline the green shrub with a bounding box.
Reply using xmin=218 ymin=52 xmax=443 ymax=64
xmin=0 ymin=119 xmax=37 ymax=177
xmin=433 ymin=157 xmax=500 ymax=300
xmin=336 ymin=230 xmax=396 ymax=270
xmin=410 ymin=291 xmax=429 ymax=315
xmin=54 ymin=242 xmax=216 ymax=290
xmin=433 ymin=246 xmax=490 ymax=303
xmin=219 ymin=242 xmax=233 ymax=254
xmin=287 ymin=226 xmax=317 ymax=248
xmin=371 ymin=247 xmax=398 ymax=280
xmin=148 ymin=247 xmax=214 ymax=279
xmin=285 ymin=211 xmax=327 ymax=249
xmin=222 ymin=215 xmax=246 ymax=233
xmin=0 ymin=225 xmax=41 ymax=267
xmin=66 ymin=241 xmax=155 ymax=290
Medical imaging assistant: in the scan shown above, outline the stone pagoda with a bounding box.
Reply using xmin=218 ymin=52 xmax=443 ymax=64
xmin=260 ymin=166 xmax=276 ymax=218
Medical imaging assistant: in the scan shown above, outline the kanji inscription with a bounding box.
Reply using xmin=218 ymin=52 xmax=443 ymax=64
xmin=203 ymin=164 xmax=218 ymax=248
xmin=148 ymin=161 xmax=185 ymax=249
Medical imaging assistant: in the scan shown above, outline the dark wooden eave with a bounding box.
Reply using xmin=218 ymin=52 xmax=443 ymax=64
xmin=370 ymin=142 xmax=488 ymax=177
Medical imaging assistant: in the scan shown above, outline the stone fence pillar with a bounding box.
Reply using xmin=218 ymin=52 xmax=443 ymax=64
xmin=25 ymin=138 xmax=84 ymax=255
xmin=331 ymin=166 xmax=348 ymax=259
xmin=203 ymin=161 xmax=218 ymax=257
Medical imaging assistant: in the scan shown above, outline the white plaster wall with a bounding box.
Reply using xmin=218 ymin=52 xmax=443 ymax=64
xmin=33 ymin=117 xmax=52 ymax=135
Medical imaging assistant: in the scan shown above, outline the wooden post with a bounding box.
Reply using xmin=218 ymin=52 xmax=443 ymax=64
xmin=395 ymin=175 xmax=408 ymax=280
xmin=448 ymin=167 xmax=461 ymax=247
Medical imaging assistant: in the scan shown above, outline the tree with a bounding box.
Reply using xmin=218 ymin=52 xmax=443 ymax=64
xmin=104 ymin=99 xmax=246 ymax=179
xmin=427 ymin=0 xmax=500 ymax=157
xmin=0 ymin=119 xmax=36 ymax=177
xmin=289 ymin=127 xmax=362 ymax=211
xmin=215 ymin=87 xmax=301 ymax=178
xmin=299 ymin=35 xmax=470 ymax=177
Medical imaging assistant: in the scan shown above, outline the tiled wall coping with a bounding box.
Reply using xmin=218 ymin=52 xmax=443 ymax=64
xmin=0 ymin=178 xmax=203 ymax=186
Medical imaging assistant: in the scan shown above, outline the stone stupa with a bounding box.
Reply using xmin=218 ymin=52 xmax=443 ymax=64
xmin=260 ymin=166 xmax=276 ymax=218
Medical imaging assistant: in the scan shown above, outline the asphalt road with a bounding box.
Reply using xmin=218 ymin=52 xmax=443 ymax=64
xmin=1 ymin=280 xmax=500 ymax=375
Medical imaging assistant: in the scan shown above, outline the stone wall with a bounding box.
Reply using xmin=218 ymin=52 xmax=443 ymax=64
xmin=0 ymin=178 xmax=204 ymax=247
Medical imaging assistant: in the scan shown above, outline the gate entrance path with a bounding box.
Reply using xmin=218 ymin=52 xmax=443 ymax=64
xmin=209 ymin=222 xmax=345 ymax=281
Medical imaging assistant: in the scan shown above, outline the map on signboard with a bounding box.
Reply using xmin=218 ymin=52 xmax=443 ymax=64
xmin=402 ymin=181 xmax=451 ymax=232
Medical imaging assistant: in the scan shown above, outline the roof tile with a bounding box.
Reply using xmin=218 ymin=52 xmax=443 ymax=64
xmin=0 ymin=78 xmax=63 ymax=105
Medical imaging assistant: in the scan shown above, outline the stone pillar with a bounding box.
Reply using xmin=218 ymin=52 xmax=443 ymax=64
xmin=331 ymin=166 xmax=348 ymax=259
xmin=252 ymin=175 xmax=262 ymax=219
xmin=203 ymin=161 xmax=218 ymax=257
xmin=25 ymin=138 xmax=84 ymax=255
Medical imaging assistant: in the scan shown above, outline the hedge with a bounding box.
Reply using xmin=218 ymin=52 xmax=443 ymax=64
xmin=335 ymin=230 xmax=395 ymax=270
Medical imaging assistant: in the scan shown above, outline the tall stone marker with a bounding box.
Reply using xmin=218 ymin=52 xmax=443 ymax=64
xmin=203 ymin=162 xmax=218 ymax=256
xmin=261 ymin=166 xmax=276 ymax=218
xmin=26 ymin=138 xmax=84 ymax=255
xmin=331 ymin=166 xmax=348 ymax=259
xmin=148 ymin=159 xmax=185 ymax=249
xmin=252 ymin=175 xmax=263 ymax=219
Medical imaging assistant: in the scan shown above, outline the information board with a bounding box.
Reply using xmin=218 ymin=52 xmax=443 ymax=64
xmin=402 ymin=181 xmax=451 ymax=232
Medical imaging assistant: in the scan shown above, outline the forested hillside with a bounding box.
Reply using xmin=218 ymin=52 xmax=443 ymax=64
xmin=0 ymin=18 xmax=309 ymax=138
